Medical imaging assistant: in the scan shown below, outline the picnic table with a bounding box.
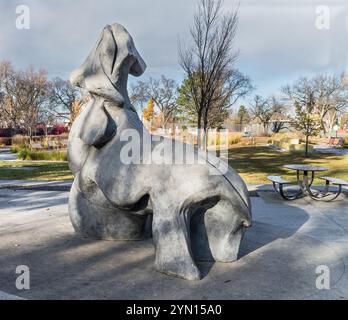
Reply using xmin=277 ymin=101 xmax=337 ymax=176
xmin=268 ymin=164 xmax=347 ymax=201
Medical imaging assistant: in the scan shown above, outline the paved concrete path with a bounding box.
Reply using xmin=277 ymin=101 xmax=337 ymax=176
xmin=0 ymin=187 xmax=347 ymax=299
xmin=0 ymin=290 xmax=23 ymax=300
xmin=314 ymin=144 xmax=348 ymax=156
xmin=0 ymin=148 xmax=17 ymax=161
xmin=0 ymin=179 xmax=72 ymax=191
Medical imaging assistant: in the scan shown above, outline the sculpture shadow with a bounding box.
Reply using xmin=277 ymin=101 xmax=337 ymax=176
xmin=238 ymin=190 xmax=310 ymax=259
xmin=190 ymin=209 xmax=215 ymax=278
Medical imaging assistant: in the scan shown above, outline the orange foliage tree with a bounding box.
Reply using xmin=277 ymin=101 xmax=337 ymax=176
xmin=143 ymin=97 xmax=154 ymax=121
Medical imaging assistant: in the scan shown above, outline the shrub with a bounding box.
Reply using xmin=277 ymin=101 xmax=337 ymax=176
xmin=22 ymin=150 xmax=68 ymax=161
xmin=207 ymin=131 xmax=241 ymax=147
xmin=11 ymin=144 xmax=27 ymax=153
xmin=271 ymin=132 xmax=302 ymax=141
xmin=228 ymin=133 xmax=241 ymax=145
xmin=12 ymin=142 xmax=67 ymax=160
xmin=11 ymin=134 xmax=69 ymax=148
xmin=11 ymin=135 xmax=30 ymax=146
xmin=17 ymin=149 xmax=29 ymax=160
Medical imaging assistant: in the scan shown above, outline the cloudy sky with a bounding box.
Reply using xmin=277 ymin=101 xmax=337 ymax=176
xmin=1 ymin=0 xmax=348 ymax=107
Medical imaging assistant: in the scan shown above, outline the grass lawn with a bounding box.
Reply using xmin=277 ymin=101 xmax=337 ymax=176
xmin=0 ymin=160 xmax=73 ymax=181
xmin=228 ymin=145 xmax=348 ymax=185
xmin=0 ymin=145 xmax=346 ymax=184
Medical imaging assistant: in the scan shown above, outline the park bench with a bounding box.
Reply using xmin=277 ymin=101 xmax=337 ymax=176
xmin=29 ymin=141 xmax=44 ymax=150
xmin=267 ymin=175 xmax=298 ymax=200
xmin=319 ymin=176 xmax=348 ymax=201
xmin=267 ymin=175 xmax=291 ymax=186
xmin=48 ymin=140 xmax=59 ymax=149
xmin=320 ymin=176 xmax=348 ymax=186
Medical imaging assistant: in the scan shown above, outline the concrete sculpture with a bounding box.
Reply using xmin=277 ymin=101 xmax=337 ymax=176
xmin=68 ymin=23 xmax=252 ymax=280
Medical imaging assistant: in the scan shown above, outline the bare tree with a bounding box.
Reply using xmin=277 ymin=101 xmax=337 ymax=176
xmin=0 ymin=61 xmax=48 ymax=137
xmin=270 ymin=121 xmax=287 ymax=133
xmin=248 ymin=95 xmax=273 ymax=134
xmin=48 ymin=77 xmax=80 ymax=123
xmin=313 ymin=74 xmax=348 ymax=136
xmin=17 ymin=67 xmax=48 ymax=138
xmin=38 ymin=110 xmax=57 ymax=136
xmin=0 ymin=61 xmax=84 ymax=137
xmin=283 ymin=74 xmax=348 ymax=137
xmin=0 ymin=61 xmax=25 ymax=132
xmin=268 ymin=97 xmax=289 ymax=133
xmin=178 ymin=0 xmax=252 ymax=148
xmin=130 ymin=81 xmax=150 ymax=113
xmin=130 ymin=75 xmax=178 ymax=130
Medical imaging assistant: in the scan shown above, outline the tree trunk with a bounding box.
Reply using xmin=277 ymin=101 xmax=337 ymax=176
xmin=263 ymin=122 xmax=268 ymax=136
xmin=197 ymin=111 xmax=202 ymax=148
xmin=305 ymin=134 xmax=309 ymax=158
xmin=203 ymin=108 xmax=209 ymax=151
xmin=203 ymin=126 xmax=208 ymax=151
xmin=162 ymin=113 xmax=166 ymax=132
xmin=9 ymin=127 xmax=14 ymax=138
xmin=321 ymin=118 xmax=327 ymax=137
xmin=171 ymin=114 xmax=176 ymax=136
xmin=327 ymin=111 xmax=337 ymax=138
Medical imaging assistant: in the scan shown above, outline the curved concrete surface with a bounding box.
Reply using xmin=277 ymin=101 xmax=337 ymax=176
xmin=0 ymin=188 xmax=347 ymax=299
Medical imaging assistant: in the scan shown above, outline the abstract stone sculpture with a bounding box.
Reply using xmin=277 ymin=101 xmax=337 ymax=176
xmin=68 ymin=23 xmax=252 ymax=280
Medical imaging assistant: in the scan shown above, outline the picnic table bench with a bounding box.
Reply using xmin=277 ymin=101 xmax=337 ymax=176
xmin=267 ymin=175 xmax=296 ymax=200
xmin=268 ymin=164 xmax=347 ymax=201
xmin=30 ymin=141 xmax=44 ymax=150
xmin=267 ymin=176 xmax=291 ymax=185
xmin=48 ymin=140 xmax=59 ymax=148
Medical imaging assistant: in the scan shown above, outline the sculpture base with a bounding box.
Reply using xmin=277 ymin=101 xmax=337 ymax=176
xmin=69 ymin=181 xmax=151 ymax=240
